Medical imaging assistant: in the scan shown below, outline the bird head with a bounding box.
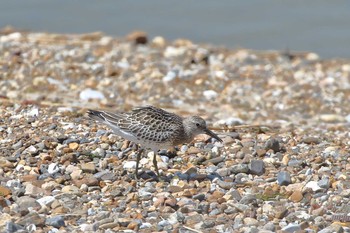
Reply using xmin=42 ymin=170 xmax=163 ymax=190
xmin=185 ymin=116 xmax=222 ymax=142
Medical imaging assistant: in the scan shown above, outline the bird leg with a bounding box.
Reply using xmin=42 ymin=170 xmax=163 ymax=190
xmin=135 ymin=148 xmax=144 ymax=179
xmin=153 ymin=151 xmax=160 ymax=177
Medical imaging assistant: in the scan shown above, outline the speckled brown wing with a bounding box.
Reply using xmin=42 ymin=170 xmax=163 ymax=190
xmin=124 ymin=106 xmax=184 ymax=143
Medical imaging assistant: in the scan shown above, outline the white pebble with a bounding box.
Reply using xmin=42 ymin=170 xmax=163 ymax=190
xmin=304 ymin=181 xmax=322 ymax=192
xmin=203 ymin=90 xmax=218 ymax=100
xmin=164 ymin=46 xmax=186 ymax=58
xmin=180 ymin=145 xmax=188 ymax=153
xmin=345 ymin=114 xmax=350 ymax=123
xmin=123 ymin=161 xmax=137 ymax=169
xmin=37 ymin=196 xmax=55 ymax=207
xmin=48 ymin=163 xmax=60 ymax=175
xmin=79 ymin=88 xmax=105 ymax=101
xmin=163 ymin=71 xmax=177 ymax=82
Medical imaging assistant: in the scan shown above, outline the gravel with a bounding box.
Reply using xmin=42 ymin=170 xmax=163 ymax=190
xmin=0 ymin=28 xmax=350 ymax=232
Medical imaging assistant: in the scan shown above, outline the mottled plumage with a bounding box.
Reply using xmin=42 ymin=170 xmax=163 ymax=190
xmin=88 ymin=105 xmax=222 ymax=177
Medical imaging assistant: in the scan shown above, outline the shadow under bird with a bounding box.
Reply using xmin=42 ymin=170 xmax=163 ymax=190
xmin=87 ymin=105 xmax=222 ymax=178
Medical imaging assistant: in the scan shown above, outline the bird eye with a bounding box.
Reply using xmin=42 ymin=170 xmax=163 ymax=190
xmin=196 ymin=123 xmax=200 ymax=127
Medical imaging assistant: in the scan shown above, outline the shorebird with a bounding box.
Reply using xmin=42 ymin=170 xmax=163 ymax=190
xmin=87 ymin=106 xmax=222 ymax=178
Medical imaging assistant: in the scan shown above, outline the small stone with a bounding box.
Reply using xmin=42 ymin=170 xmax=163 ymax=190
xmin=24 ymin=183 xmax=45 ymax=196
xmin=216 ymin=167 xmax=231 ymax=177
xmin=127 ymin=31 xmax=148 ymax=44
xmin=263 ymin=222 xmax=276 ymax=231
xmin=12 ymin=140 xmax=23 ymax=150
xmin=0 ymin=185 xmax=12 ymax=196
xmin=282 ymin=223 xmax=301 ymax=233
xmin=184 ymin=167 xmax=197 ymax=175
xmin=264 ymin=138 xmax=280 ymax=152
xmin=123 ymin=161 xmax=136 ymax=169
xmin=68 ymin=142 xmax=79 ymax=150
xmin=203 ymin=90 xmax=218 ymax=100
xmin=61 ymin=185 xmax=80 ymax=194
xmin=16 ymin=196 xmax=41 ymax=211
xmin=230 ymin=164 xmax=249 ymax=174
xmin=81 ymin=163 xmax=96 ymax=173
xmin=48 ymin=163 xmax=60 ymax=175
xmin=318 ymin=223 xmax=343 ymax=233
xmin=256 ymin=148 xmax=267 ymax=157
xmin=37 ymin=196 xmax=56 ymax=207
xmin=302 ymin=137 xmax=321 ymax=144
xmin=289 ymin=190 xmax=303 ymax=202
xmin=243 ymin=217 xmax=259 ymax=226
xmin=249 ymin=160 xmax=265 ymax=175
xmin=318 ymin=178 xmax=330 ymax=189
xmin=164 ymin=198 xmax=177 ymax=207
xmin=274 ymin=206 xmax=288 ymax=219
xmin=277 ymin=171 xmax=292 ymax=186
xmin=45 ymin=216 xmax=65 ymax=228
xmin=319 ymin=114 xmax=345 ymax=123
xmin=203 ymin=157 xmax=224 ymax=165
xmin=80 ymin=88 xmax=105 ymax=100
xmin=16 ymin=212 xmax=45 ymax=227
xmin=168 ymin=185 xmax=183 ymax=193
xmin=184 ymin=214 xmax=203 ymax=226
xmin=127 ymin=220 xmax=140 ymax=230
xmin=304 ymin=181 xmax=323 ymax=192
xmin=6 ymin=222 xmax=23 ymax=233
xmin=217 ymin=180 xmax=235 ymax=190
xmin=193 ymin=193 xmax=205 ymax=201
xmin=187 ymin=147 xmax=201 ymax=154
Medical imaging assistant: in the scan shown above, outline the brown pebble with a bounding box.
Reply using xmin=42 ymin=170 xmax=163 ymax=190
xmin=164 ymin=198 xmax=177 ymax=207
xmin=289 ymin=190 xmax=303 ymax=202
xmin=126 ymin=31 xmax=148 ymax=45
xmin=68 ymin=142 xmax=79 ymax=150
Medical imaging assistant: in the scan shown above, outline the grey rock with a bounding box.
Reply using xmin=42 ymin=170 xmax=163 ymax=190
xmin=203 ymin=156 xmax=224 ymax=165
xmin=94 ymin=170 xmax=118 ymax=181
xmin=17 ymin=212 xmax=45 ymax=227
xmin=16 ymin=196 xmax=41 ymax=211
xmin=193 ymin=193 xmax=206 ymax=201
xmin=224 ymin=206 xmax=237 ymax=214
xmin=37 ymin=196 xmax=55 ymax=207
xmin=264 ymin=138 xmax=280 ymax=152
xmin=277 ymin=171 xmax=292 ymax=186
xmin=217 ymin=180 xmax=235 ymax=190
xmin=227 ymin=189 xmax=242 ymax=201
xmin=206 ymin=165 xmax=218 ymax=173
xmin=232 ymin=203 xmax=250 ymax=212
xmin=216 ymin=167 xmax=231 ymax=176
xmin=230 ymin=164 xmax=249 ymax=174
xmin=12 ymin=140 xmax=23 ymax=150
xmin=318 ymin=178 xmax=330 ymax=189
xmin=240 ymin=194 xmax=257 ymax=205
xmin=248 ymin=160 xmax=265 ymax=175
xmin=6 ymin=222 xmax=24 ymax=233
xmin=263 ymin=222 xmax=276 ymax=231
xmin=209 ymin=208 xmax=221 ymax=216
xmin=202 ymin=220 xmax=215 ymax=228
xmin=288 ymin=159 xmax=303 ymax=167
xmin=282 ymin=223 xmax=302 ymax=233
xmin=197 ymin=203 xmax=210 ymax=214
xmin=96 ymin=130 xmax=107 ymax=136
xmin=45 ymin=216 xmax=65 ymax=228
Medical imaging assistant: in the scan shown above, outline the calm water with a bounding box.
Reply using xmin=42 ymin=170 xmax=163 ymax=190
xmin=1 ymin=0 xmax=350 ymax=59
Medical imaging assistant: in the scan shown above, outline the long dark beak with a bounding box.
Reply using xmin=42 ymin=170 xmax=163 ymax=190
xmin=204 ymin=128 xmax=223 ymax=142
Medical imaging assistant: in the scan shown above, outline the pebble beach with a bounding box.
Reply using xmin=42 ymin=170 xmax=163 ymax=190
xmin=1 ymin=28 xmax=350 ymax=232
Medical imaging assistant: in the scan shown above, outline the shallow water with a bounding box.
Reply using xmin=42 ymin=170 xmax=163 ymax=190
xmin=1 ymin=0 xmax=350 ymax=59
